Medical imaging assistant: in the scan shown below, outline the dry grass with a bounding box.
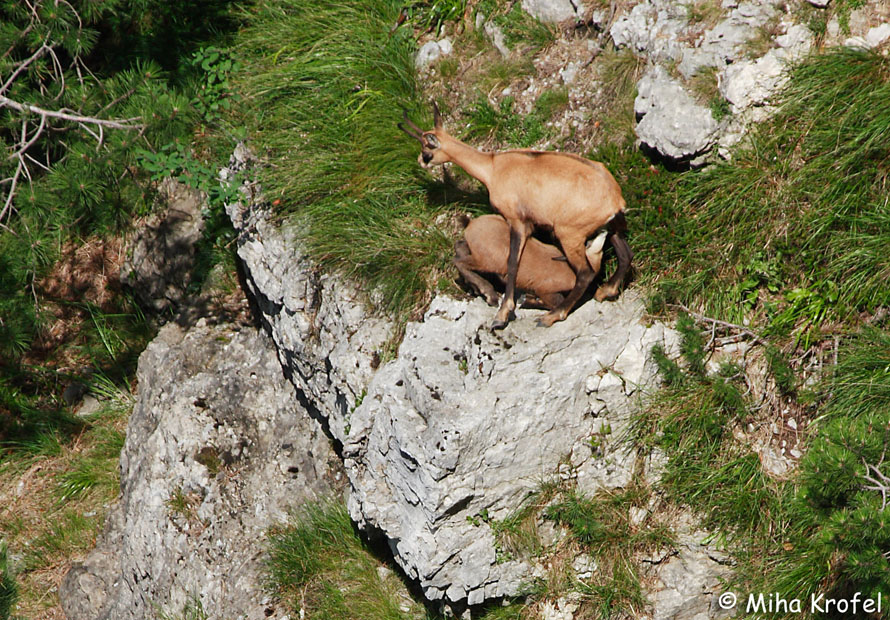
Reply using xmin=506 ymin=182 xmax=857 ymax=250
xmin=0 ymin=400 xmax=128 ymax=618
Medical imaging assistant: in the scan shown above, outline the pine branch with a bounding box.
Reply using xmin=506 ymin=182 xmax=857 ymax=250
xmin=0 ymin=94 xmax=143 ymax=223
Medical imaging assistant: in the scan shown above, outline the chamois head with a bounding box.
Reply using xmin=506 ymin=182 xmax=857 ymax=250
xmin=399 ymin=102 xmax=451 ymax=168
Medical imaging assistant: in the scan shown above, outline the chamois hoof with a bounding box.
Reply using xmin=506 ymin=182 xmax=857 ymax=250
xmin=536 ymin=311 xmax=565 ymax=327
xmin=594 ymin=284 xmax=620 ymax=302
xmin=484 ymin=295 xmax=500 ymax=307
xmin=490 ymin=318 xmax=509 ymax=331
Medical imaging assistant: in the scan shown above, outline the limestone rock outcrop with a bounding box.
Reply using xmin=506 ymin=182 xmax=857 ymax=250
xmin=345 ymin=294 xmax=679 ymax=603
xmin=61 ymin=322 xmax=341 ymax=620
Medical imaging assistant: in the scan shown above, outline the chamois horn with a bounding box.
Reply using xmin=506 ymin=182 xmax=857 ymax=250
xmin=398 ymin=108 xmax=424 ymax=142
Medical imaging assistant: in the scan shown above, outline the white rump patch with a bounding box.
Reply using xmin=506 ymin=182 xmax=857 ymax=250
xmin=587 ymin=230 xmax=608 ymax=254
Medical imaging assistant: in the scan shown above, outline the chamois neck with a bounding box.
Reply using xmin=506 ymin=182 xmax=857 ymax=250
xmin=443 ymin=136 xmax=494 ymax=188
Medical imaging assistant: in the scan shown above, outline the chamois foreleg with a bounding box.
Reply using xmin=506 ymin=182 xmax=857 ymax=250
xmin=491 ymin=220 xmax=531 ymax=330
xmin=538 ymin=231 xmax=596 ymax=327
xmin=453 ymin=239 xmax=500 ymax=306
xmin=595 ymin=211 xmax=633 ymax=301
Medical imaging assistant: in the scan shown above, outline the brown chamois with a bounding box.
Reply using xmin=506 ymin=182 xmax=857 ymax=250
xmin=455 ymin=214 xmax=608 ymax=311
xmin=400 ymin=103 xmax=632 ymax=329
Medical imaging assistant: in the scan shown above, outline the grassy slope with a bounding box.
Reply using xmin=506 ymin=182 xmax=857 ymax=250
xmin=0 ymin=392 xmax=130 ymax=620
xmin=230 ymin=0 xmax=460 ymax=322
xmin=627 ymin=49 xmax=890 ymax=337
xmin=620 ymin=48 xmax=890 ymax=616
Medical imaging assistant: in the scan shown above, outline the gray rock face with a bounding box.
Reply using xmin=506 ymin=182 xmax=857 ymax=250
xmin=610 ymin=1 xmax=689 ymax=63
xmin=219 ymin=146 xmax=736 ymax=614
xmin=610 ymin=1 xmax=777 ymax=79
xmin=634 ymin=65 xmax=720 ymax=162
xmin=677 ymin=2 xmax=778 ymax=79
xmin=222 ymin=145 xmax=394 ymax=447
xmin=720 ymin=49 xmax=789 ymax=113
xmin=611 ymin=0 xmax=789 ymax=161
xmin=521 ymin=0 xmax=584 ymax=23
xmin=121 ymin=178 xmax=205 ymax=312
xmin=416 ymin=38 xmax=453 ymax=70
xmin=344 ymin=293 xmax=679 ymax=603
xmin=60 ymin=322 xmax=341 ymax=620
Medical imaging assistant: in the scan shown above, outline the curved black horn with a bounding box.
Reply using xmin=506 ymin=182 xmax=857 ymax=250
xmin=398 ymin=122 xmax=424 ymax=142
xmin=432 ymin=100 xmax=442 ymax=129
xmin=400 ymin=108 xmax=424 ymax=139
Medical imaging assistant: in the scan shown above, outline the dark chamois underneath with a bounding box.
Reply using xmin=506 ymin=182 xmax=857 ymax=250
xmin=455 ymin=214 xmax=609 ymax=310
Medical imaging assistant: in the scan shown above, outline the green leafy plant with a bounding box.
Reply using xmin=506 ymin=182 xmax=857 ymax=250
xmin=190 ymin=46 xmax=241 ymax=123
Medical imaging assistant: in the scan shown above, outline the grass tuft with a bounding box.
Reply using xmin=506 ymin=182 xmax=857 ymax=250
xmin=545 ymin=485 xmax=673 ymax=618
xmin=0 ymin=543 xmax=16 ymax=620
xmin=230 ymin=0 xmax=456 ymax=321
xmin=267 ymin=500 xmax=426 ymax=620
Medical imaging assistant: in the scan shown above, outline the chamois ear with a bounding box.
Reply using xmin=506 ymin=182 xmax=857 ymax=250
xmin=424 ymin=133 xmax=440 ymax=149
xmin=432 ymin=100 xmax=442 ymax=129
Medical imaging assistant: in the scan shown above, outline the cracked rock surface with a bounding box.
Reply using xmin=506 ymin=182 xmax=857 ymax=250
xmin=219 ymin=146 xmax=747 ymax=611
xmin=60 ymin=322 xmax=341 ymax=620
xmin=345 ymin=293 xmax=679 ymax=603
xmin=223 ymin=145 xmax=395 ymax=447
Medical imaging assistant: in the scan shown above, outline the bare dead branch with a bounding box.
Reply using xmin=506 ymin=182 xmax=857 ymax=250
xmin=861 ymin=453 xmax=890 ymax=511
xmin=0 ymin=95 xmax=143 ymax=130
xmin=46 ymin=45 xmax=67 ymax=100
xmin=15 ymin=112 xmax=47 ymax=159
xmin=0 ymin=159 xmax=24 ymax=227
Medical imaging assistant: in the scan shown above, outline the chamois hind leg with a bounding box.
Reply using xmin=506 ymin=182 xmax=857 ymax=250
xmin=538 ymin=231 xmax=596 ymax=327
xmin=492 ymin=220 xmax=532 ymax=330
xmin=453 ymin=240 xmax=500 ymax=306
xmin=595 ymin=213 xmax=633 ymax=301
xmin=521 ymin=292 xmax=565 ymax=310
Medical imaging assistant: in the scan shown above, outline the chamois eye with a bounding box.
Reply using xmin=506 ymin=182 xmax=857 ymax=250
xmin=423 ymin=134 xmax=439 ymax=149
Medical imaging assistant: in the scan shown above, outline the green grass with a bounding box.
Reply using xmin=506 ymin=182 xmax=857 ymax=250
xmin=638 ymin=315 xmax=890 ymax=616
xmin=594 ymin=48 xmax=646 ymax=144
xmin=644 ymin=48 xmax=890 ymax=336
xmin=766 ymin=329 xmax=890 ymax=606
xmin=586 ymin=48 xmax=890 ymax=350
xmin=544 ymin=485 xmax=673 ymax=618
xmin=0 ymin=543 xmax=16 ymax=620
xmin=230 ymin=0 xmax=457 ymax=321
xmin=21 ymin=511 xmax=101 ymax=573
xmin=266 ymin=500 xmax=428 ymax=620
xmin=476 ymin=1 xmax=556 ymax=51
xmin=155 ymin=595 xmax=209 ymax=620
xmin=56 ymin=423 xmax=125 ymax=503
xmin=463 ymin=97 xmax=549 ymax=147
